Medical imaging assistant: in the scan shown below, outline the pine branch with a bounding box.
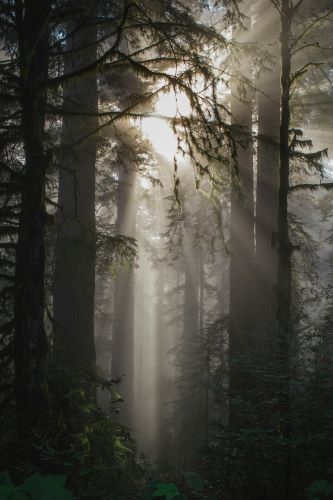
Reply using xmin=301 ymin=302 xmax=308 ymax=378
xmin=290 ymin=62 xmax=323 ymax=86
xmin=289 ymin=183 xmax=333 ymax=192
xmin=290 ymin=8 xmax=333 ymax=51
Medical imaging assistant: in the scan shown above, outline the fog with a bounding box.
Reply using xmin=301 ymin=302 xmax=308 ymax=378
xmin=2 ymin=1 xmax=332 ymax=498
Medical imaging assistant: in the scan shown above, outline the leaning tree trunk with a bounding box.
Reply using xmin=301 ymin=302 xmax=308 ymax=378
xmin=277 ymin=1 xmax=292 ymax=497
xmin=14 ymin=0 xmax=51 ymax=438
xmin=53 ymin=1 xmax=98 ymax=378
xmin=228 ymin=1 xmax=255 ymax=427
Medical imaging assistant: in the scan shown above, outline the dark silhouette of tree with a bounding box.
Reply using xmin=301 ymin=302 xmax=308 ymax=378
xmin=53 ymin=0 xmax=98 ymax=384
xmin=14 ymin=0 xmax=51 ymax=438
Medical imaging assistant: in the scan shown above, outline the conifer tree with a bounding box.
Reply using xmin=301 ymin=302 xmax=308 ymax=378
xmin=53 ymin=0 xmax=98 ymax=380
xmin=14 ymin=0 xmax=51 ymax=437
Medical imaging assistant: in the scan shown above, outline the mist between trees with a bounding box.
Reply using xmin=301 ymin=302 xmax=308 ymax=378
xmin=0 ymin=0 xmax=333 ymax=499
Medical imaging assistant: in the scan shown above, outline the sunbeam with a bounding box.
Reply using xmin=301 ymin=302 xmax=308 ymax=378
xmin=141 ymin=90 xmax=191 ymax=160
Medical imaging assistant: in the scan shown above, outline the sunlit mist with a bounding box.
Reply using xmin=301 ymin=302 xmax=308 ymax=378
xmin=141 ymin=90 xmax=191 ymax=160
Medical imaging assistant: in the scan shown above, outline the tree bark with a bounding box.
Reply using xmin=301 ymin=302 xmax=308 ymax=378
xmin=14 ymin=0 xmax=51 ymax=437
xmin=53 ymin=1 xmax=97 ymax=376
xmin=229 ymin=2 xmax=255 ymax=427
xmin=156 ymin=264 xmax=166 ymax=460
xmin=177 ymin=237 xmax=202 ymax=461
xmin=255 ymin=0 xmax=280 ymax=340
xmin=277 ymin=1 xmax=292 ymax=496
xmin=112 ymin=152 xmax=136 ymax=427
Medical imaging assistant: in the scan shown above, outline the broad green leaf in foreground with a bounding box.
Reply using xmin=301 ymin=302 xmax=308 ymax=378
xmin=21 ymin=473 xmax=74 ymax=499
xmin=152 ymin=482 xmax=182 ymax=500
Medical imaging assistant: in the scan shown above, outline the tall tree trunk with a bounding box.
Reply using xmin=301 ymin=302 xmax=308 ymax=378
xmin=255 ymin=0 xmax=280 ymax=338
xmin=112 ymin=153 xmax=136 ymax=427
xmin=198 ymin=248 xmax=209 ymax=447
xmin=253 ymin=0 xmax=281 ymax=421
xmin=14 ymin=0 xmax=51 ymax=437
xmin=183 ymin=246 xmax=199 ymax=346
xmin=277 ymin=1 xmax=292 ymax=496
xmin=156 ymin=264 xmax=166 ymax=460
xmin=199 ymin=246 xmax=204 ymax=335
xmin=229 ymin=2 xmax=255 ymax=426
xmin=177 ymin=238 xmax=201 ymax=462
xmin=53 ymin=1 xmax=97 ymax=376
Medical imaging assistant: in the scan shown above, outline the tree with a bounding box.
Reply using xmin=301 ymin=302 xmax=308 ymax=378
xmin=228 ymin=0 xmax=255 ymax=426
xmin=53 ymin=0 xmax=98 ymax=381
xmin=275 ymin=1 xmax=331 ymax=495
xmin=14 ymin=0 xmax=51 ymax=438
xmin=7 ymin=0 xmax=230 ymax=438
xmin=111 ymin=126 xmax=137 ymax=427
xmin=254 ymin=0 xmax=280 ymax=346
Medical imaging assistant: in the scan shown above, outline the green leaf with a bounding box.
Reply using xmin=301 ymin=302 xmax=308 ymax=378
xmin=307 ymin=480 xmax=333 ymax=499
xmin=152 ymin=482 xmax=181 ymax=500
xmin=184 ymin=472 xmax=205 ymax=492
xmin=0 ymin=485 xmax=13 ymax=499
xmin=0 ymin=471 xmax=13 ymax=487
xmin=21 ymin=474 xmax=74 ymax=500
xmin=24 ymin=473 xmax=67 ymax=491
xmin=0 ymin=484 xmax=28 ymax=500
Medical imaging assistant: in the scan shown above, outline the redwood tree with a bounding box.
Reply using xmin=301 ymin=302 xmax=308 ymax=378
xmin=228 ymin=1 xmax=255 ymax=426
xmin=53 ymin=0 xmax=98 ymax=375
xmin=14 ymin=0 xmax=51 ymax=437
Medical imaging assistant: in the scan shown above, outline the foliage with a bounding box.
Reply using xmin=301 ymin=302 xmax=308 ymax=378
xmin=145 ymin=472 xmax=205 ymax=500
xmin=307 ymin=480 xmax=333 ymax=500
xmin=0 ymin=471 xmax=74 ymax=500
xmin=196 ymin=338 xmax=333 ymax=499
xmin=146 ymin=482 xmax=184 ymax=500
xmin=0 ymin=1 xmax=332 ymax=499
xmin=0 ymin=356 xmax=147 ymax=499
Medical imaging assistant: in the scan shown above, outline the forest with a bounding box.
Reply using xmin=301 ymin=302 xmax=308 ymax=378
xmin=0 ymin=0 xmax=332 ymax=499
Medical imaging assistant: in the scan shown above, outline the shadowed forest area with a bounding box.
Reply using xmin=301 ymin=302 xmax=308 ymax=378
xmin=0 ymin=0 xmax=333 ymax=499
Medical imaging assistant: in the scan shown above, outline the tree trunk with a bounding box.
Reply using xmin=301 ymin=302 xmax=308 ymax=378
xmin=14 ymin=0 xmax=51 ymax=437
xmin=112 ymin=154 xmax=136 ymax=427
xmin=177 ymin=238 xmax=201 ymax=461
xmin=277 ymin=1 xmax=292 ymax=496
xmin=156 ymin=265 xmax=166 ymax=460
xmin=229 ymin=2 xmax=255 ymax=427
xmin=252 ymin=0 xmax=281 ymax=422
xmin=255 ymin=0 xmax=280 ymax=339
xmin=53 ymin=1 xmax=97 ymax=377
xmin=183 ymin=246 xmax=200 ymax=345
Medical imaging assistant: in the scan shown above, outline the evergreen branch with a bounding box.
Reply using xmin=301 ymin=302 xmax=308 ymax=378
xmin=0 ymin=274 xmax=15 ymax=282
xmin=291 ymin=0 xmax=305 ymax=13
xmin=39 ymin=2 xmax=133 ymax=90
xmin=289 ymin=183 xmax=333 ymax=192
xmin=291 ymin=42 xmax=321 ymax=57
xmin=290 ymin=62 xmax=323 ymax=85
xmin=290 ymin=8 xmax=333 ymax=50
